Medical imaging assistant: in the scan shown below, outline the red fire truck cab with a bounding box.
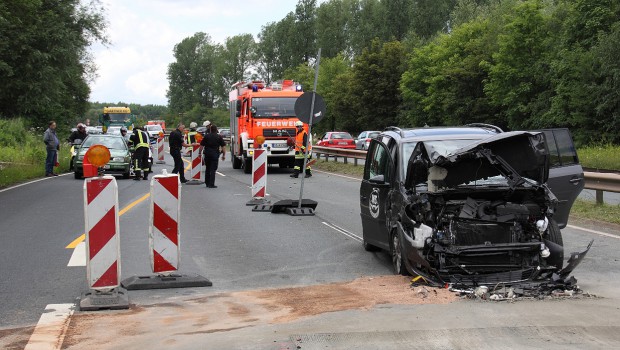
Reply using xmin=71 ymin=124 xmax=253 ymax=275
xmin=229 ymin=80 xmax=308 ymax=173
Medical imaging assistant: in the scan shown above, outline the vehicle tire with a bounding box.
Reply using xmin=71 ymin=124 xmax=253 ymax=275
xmin=390 ymin=230 xmax=408 ymax=275
xmin=363 ymin=239 xmax=381 ymax=252
xmin=243 ymin=156 xmax=252 ymax=174
xmin=74 ymin=171 xmax=82 ymax=179
xmin=546 ymin=219 xmax=564 ymax=269
xmin=231 ymin=145 xmax=242 ymax=169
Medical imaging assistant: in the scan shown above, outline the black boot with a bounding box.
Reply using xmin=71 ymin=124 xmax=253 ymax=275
xmin=290 ymin=171 xmax=299 ymax=178
xmin=134 ymin=170 xmax=141 ymax=180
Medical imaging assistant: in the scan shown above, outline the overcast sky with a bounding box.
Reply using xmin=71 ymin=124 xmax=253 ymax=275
xmin=89 ymin=0 xmax=310 ymax=106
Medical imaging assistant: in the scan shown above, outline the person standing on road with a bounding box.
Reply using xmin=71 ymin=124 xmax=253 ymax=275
xmin=199 ymin=124 xmax=225 ymax=188
xmin=67 ymin=123 xmax=88 ymax=144
xmin=291 ymin=120 xmax=312 ymax=178
xmin=43 ymin=120 xmax=59 ymax=177
xmin=129 ymin=125 xmax=150 ymax=181
xmin=169 ymin=123 xmax=192 ymax=183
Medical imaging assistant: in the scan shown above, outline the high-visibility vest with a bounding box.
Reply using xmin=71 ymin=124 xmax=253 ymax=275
xmin=135 ymin=130 xmax=149 ymax=149
xmin=295 ymin=130 xmax=311 ymax=155
xmin=187 ymin=131 xmax=197 ymax=144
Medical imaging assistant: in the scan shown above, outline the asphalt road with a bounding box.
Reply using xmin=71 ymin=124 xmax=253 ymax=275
xmin=1 ymin=150 xmax=620 ymax=349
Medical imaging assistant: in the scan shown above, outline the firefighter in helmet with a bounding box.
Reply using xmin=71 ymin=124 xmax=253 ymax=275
xmin=291 ymin=120 xmax=312 ymax=178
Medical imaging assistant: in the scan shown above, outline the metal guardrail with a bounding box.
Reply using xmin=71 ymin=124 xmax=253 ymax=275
xmin=312 ymin=147 xmax=620 ymax=203
xmin=584 ymin=171 xmax=620 ymax=204
xmin=312 ymin=146 xmax=367 ymax=166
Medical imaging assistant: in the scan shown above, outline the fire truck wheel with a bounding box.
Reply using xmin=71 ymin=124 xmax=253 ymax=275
xmin=232 ymin=154 xmax=242 ymax=169
xmin=243 ymin=156 xmax=252 ymax=174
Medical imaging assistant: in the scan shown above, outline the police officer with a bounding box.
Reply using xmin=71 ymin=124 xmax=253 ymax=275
xmin=169 ymin=123 xmax=192 ymax=183
xmin=129 ymin=125 xmax=150 ymax=181
xmin=67 ymin=123 xmax=88 ymax=144
xmin=291 ymin=120 xmax=312 ymax=178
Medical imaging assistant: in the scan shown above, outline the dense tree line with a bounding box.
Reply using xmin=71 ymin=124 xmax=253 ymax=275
xmin=0 ymin=0 xmax=107 ymax=128
xmin=168 ymin=0 xmax=620 ymax=145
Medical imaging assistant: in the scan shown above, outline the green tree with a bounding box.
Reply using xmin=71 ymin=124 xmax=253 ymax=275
xmin=294 ymin=0 xmax=318 ymax=62
xmin=484 ymin=0 xmax=552 ymax=129
xmin=217 ymin=34 xmax=256 ymax=104
xmin=316 ymin=0 xmax=350 ymax=58
xmin=0 ymin=0 xmax=107 ymax=127
xmin=166 ymin=33 xmax=220 ymax=113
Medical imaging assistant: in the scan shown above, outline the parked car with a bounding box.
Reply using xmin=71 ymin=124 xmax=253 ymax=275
xmin=317 ymin=131 xmax=356 ymax=149
xmin=145 ymin=124 xmax=163 ymax=140
xmin=360 ymin=125 xmax=589 ymax=286
xmin=73 ymin=134 xmax=132 ymax=179
xmin=106 ymin=126 xmax=122 ymax=135
xmin=355 ymin=131 xmax=381 ymax=150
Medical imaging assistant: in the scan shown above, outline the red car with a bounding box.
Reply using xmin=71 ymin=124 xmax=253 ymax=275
xmin=317 ymin=131 xmax=356 ymax=149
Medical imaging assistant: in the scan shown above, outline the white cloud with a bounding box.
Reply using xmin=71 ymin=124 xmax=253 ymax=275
xmin=89 ymin=0 xmax=306 ymax=106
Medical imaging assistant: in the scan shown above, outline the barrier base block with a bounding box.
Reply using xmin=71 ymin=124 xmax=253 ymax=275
xmin=246 ymin=198 xmax=270 ymax=206
xmin=286 ymin=207 xmax=315 ymax=216
xmin=121 ymin=274 xmax=212 ymax=290
xmin=252 ymin=204 xmax=273 ymax=212
xmin=156 ymin=160 xmax=165 ymax=164
xmin=271 ymin=199 xmax=318 ymax=214
xmin=79 ymin=287 xmax=129 ymax=311
xmin=184 ymin=179 xmax=204 ymax=185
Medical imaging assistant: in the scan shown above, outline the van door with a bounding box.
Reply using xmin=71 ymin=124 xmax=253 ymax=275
xmin=360 ymin=140 xmax=394 ymax=250
xmin=540 ymin=129 xmax=585 ymax=229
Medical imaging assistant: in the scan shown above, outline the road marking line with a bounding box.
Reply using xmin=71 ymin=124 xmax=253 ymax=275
xmin=24 ymin=303 xmax=74 ymax=350
xmin=67 ymin=242 xmax=86 ymax=266
xmin=217 ymin=171 xmax=226 ymax=176
xmin=313 ymin=170 xmax=361 ymax=181
xmin=65 ymin=193 xmax=151 ymax=249
xmin=322 ymin=221 xmax=362 ymax=242
xmin=0 ymin=173 xmax=71 ymax=193
xmin=567 ymin=224 xmax=620 ymax=239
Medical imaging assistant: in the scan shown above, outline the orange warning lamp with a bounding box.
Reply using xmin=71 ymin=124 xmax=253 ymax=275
xmin=195 ymin=133 xmax=203 ymax=143
xmin=158 ymin=131 xmax=164 ymax=138
xmin=255 ymin=135 xmax=265 ymax=146
xmin=86 ymin=145 xmax=111 ymax=167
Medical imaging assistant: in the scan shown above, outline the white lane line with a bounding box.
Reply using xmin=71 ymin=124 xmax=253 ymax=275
xmin=314 ymin=170 xmax=361 ymax=181
xmin=67 ymin=242 xmax=86 ymax=266
xmin=0 ymin=173 xmax=71 ymax=193
xmin=322 ymin=221 xmax=362 ymax=242
xmin=567 ymin=224 xmax=620 ymax=240
xmin=216 ymin=171 xmax=226 ymax=176
xmin=25 ymin=303 xmax=74 ymax=350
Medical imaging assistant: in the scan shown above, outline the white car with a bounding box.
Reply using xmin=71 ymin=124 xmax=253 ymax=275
xmin=145 ymin=125 xmax=163 ymax=139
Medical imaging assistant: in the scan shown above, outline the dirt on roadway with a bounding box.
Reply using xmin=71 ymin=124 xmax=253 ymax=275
xmin=61 ymin=276 xmax=456 ymax=348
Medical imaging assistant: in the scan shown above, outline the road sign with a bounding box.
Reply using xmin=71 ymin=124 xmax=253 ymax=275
xmin=294 ymin=92 xmax=326 ymax=125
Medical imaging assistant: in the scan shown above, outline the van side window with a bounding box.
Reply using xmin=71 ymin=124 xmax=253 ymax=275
xmin=541 ymin=129 xmax=578 ymax=167
xmin=365 ymin=142 xmax=391 ymax=181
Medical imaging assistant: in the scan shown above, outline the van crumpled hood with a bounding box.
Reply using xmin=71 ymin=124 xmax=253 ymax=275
xmin=414 ymin=131 xmax=549 ymax=188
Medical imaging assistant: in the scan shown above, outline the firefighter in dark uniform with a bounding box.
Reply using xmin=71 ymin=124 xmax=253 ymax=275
xmin=169 ymin=123 xmax=191 ymax=183
xmin=129 ymin=125 xmax=150 ymax=181
xmin=291 ymin=120 xmax=312 ymax=178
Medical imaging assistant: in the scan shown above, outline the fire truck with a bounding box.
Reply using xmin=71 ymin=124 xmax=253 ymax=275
xmin=229 ymin=80 xmax=307 ymax=173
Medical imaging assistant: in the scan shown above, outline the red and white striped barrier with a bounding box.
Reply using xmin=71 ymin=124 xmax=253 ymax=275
xmin=156 ymin=136 xmax=165 ymax=164
xmin=187 ymin=144 xmax=203 ymax=184
xmin=84 ymin=175 xmax=121 ymax=290
xmin=150 ymin=173 xmax=181 ymax=274
xmin=252 ymin=149 xmax=267 ymax=199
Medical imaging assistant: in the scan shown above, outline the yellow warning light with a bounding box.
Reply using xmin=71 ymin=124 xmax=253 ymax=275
xmin=86 ymin=145 xmax=111 ymax=167
xmin=255 ymin=135 xmax=265 ymax=146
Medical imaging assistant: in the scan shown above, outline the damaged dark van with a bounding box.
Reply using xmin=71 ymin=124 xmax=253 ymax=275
xmin=360 ymin=125 xmax=591 ymax=286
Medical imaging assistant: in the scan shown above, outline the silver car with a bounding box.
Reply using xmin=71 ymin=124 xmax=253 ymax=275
xmin=355 ymin=131 xmax=380 ymax=150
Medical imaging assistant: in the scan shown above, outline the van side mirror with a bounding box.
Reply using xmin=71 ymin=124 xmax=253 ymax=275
xmin=369 ymin=174 xmax=385 ymax=184
xmin=236 ymin=100 xmax=242 ymax=117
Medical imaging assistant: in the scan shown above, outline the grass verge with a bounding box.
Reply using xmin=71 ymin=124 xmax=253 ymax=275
xmin=577 ymin=144 xmax=620 ymax=171
xmin=0 ymin=118 xmax=71 ymax=188
xmin=313 ymin=158 xmax=364 ymax=178
xmin=569 ymin=199 xmax=620 ymax=225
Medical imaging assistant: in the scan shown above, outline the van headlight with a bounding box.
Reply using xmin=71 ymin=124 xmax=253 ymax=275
xmin=78 ymin=155 xmax=84 ymax=160
xmin=113 ymin=157 xmax=124 ymax=162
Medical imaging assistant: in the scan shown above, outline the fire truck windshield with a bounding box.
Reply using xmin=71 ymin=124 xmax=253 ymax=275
xmin=251 ymin=97 xmax=297 ymax=118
